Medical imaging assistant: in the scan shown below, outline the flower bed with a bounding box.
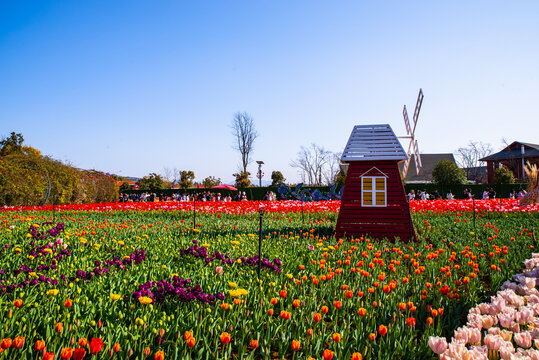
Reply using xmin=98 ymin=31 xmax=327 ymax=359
xmin=430 ymin=254 xmax=539 ymax=359
xmin=0 ymin=202 xmax=537 ymax=359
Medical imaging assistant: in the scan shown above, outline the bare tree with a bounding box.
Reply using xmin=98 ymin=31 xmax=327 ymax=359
xmin=455 ymin=141 xmax=493 ymax=179
xmin=291 ymin=143 xmax=334 ymax=185
xmin=323 ymin=152 xmax=342 ymax=185
xmin=231 ymin=112 xmax=258 ymax=174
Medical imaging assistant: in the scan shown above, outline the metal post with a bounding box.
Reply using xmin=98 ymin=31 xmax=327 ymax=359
xmin=472 ymin=196 xmax=476 ymax=233
xmin=258 ymin=210 xmax=263 ymax=280
xmin=193 ymin=198 xmax=196 ymax=232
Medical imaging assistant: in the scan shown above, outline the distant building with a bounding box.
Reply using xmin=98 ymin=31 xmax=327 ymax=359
xmin=398 ymin=154 xmax=457 ymax=183
xmin=480 ymin=141 xmax=539 ymax=183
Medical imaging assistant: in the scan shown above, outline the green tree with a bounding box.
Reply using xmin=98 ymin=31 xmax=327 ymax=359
xmin=179 ymin=171 xmax=195 ymax=189
xmin=0 ymin=132 xmax=24 ymax=156
xmin=202 ymin=176 xmax=221 ymax=188
xmin=493 ymin=167 xmax=515 ymax=184
xmin=270 ymin=171 xmax=285 ymax=186
xmin=233 ymin=171 xmax=251 ymax=188
xmin=432 ymin=160 xmax=467 ymax=185
xmin=138 ymin=173 xmax=164 ymax=191
xmin=335 ymin=169 xmax=347 ymax=187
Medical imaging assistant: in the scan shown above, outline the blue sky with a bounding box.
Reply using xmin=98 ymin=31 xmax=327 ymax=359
xmin=1 ymin=1 xmax=538 ymax=184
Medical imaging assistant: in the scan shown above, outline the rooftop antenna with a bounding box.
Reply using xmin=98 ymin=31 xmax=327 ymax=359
xmin=400 ymin=88 xmax=424 ymax=179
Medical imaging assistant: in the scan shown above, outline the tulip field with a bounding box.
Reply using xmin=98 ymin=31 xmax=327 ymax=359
xmin=0 ymin=199 xmax=538 ymax=359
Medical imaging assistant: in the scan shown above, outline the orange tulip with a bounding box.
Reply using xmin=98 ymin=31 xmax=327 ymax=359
xmin=220 ymin=332 xmax=231 ymax=345
xmin=250 ymin=339 xmax=258 ymax=348
xmin=291 ymin=340 xmax=300 ymax=351
xmin=321 ymin=306 xmax=328 ymax=314
xmin=64 ymin=299 xmax=72 ymax=308
xmin=270 ymin=297 xmax=278 ymax=305
xmin=0 ymin=338 xmax=12 ymax=350
xmin=187 ymin=337 xmax=196 ymax=348
xmin=313 ymin=312 xmax=322 ymax=323
xmin=112 ymin=343 xmax=120 ymax=353
xmin=334 ymin=301 xmax=342 ymax=309
xmin=55 ymin=322 xmax=64 ymax=333
xmin=233 ymin=299 xmax=241 ymax=305
xmin=406 ymin=317 xmax=416 ymax=327
xmin=143 ymin=347 xmax=151 ymax=357
xmin=280 ymin=290 xmax=287 ymax=298
xmin=78 ymin=338 xmax=87 ymax=347
xmin=184 ymin=331 xmax=192 ymax=341
xmin=155 ymin=350 xmax=165 ymax=360
xmin=14 ymin=299 xmax=23 ymax=307
xmin=358 ymin=308 xmax=366 ymax=316
xmin=378 ymin=325 xmax=388 ymax=336
xmin=307 ymin=328 xmax=313 ymax=336
xmin=35 ymin=340 xmax=45 ymax=351
xmin=42 ymin=352 xmax=55 ymax=360
xmin=61 ymin=347 xmax=73 ymax=359
xmin=369 ymin=333 xmax=376 ymax=342
xmin=351 ymin=352 xmax=363 ymax=360
xmin=13 ymin=336 xmax=24 ymax=349
xmin=323 ymin=349 xmax=334 ymax=360
xmin=221 ymin=303 xmax=230 ymax=310
xmin=293 ymin=299 xmax=301 ymax=307
xmin=332 ymin=333 xmax=341 ymax=342
xmin=268 ymin=308 xmax=274 ymax=316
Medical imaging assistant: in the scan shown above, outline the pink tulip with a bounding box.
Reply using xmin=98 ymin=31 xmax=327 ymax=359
xmin=514 ymin=332 xmax=532 ymax=348
xmin=216 ymin=266 xmax=223 ymax=274
xmin=469 ymin=328 xmax=482 ymax=344
xmin=484 ymin=334 xmax=503 ymax=350
xmin=428 ymin=336 xmax=448 ymax=354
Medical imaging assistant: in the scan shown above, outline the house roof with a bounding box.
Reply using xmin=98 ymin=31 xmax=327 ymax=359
xmin=341 ymin=124 xmax=408 ymax=162
xmin=480 ymin=141 xmax=539 ymax=161
xmin=398 ymin=153 xmax=456 ymax=183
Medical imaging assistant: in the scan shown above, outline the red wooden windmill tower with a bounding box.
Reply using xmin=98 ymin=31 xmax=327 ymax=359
xmin=335 ymin=124 xmax=416 ymax=241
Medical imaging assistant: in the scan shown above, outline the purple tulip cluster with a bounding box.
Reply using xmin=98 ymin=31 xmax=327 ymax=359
xmin=131 ymin=275 xmax=225 ymax=305
xmin=179 ymin=240 xmax=282 ymax=273
xmin=0 ymin=249 xmax=146 ymax=294
xmin=28 ymin=222 xmax=65 ymax=240
xmin=68 ymin=249 xmax=146 ymax=282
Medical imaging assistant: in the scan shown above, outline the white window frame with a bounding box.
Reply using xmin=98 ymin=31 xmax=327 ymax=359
xmin=361 ymin=176 xmax=387 ymax=207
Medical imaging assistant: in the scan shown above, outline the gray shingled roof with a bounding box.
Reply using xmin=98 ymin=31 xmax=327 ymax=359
xmin=341 ymin=124 xmax=408 ymax=162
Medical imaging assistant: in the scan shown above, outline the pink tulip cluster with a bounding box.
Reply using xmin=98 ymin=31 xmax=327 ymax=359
xmin=430 ymin=253 xmax=539 ymax=360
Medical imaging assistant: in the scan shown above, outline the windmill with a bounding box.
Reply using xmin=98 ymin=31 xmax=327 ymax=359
xmin=400 ymin=89 xmax=424 ymax=179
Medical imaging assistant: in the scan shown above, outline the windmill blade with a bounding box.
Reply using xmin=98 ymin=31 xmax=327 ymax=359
xmin=412 ymin=88 xmax=424 ymax=126
xmin=402 ymin=158 xmax=411 ymax=179
xmin=403 ymin=105 xmax=411 ymax=135
xmin=413 ymin=140 xmax=422 ymax=175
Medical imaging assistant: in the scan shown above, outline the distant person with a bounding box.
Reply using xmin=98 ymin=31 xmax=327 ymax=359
xmin=488 ymin=188 xmax=496 ymax=199
xmin=518 ymin=189 xmax=526 ymax=199
xmin=420 ymin=190 xmax=429 ymax=200
xmin=433 ymin=189 xmax=441 ymax=199
xmin=407 ymin=190 xmax=415 ymax=202
xmin=446 ymin=190 xmax=454 ymax=200
xmin=482 ymin=190 xmax=489 ymax=200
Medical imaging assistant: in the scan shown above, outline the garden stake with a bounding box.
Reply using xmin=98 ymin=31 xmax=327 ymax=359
xmin=257 ymin=206 xmax=264 ymax=280
xmin=193 ymin=198 xmax=196 ymax=233
xmin=472 ymin=196 xmax=476 ymax=233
